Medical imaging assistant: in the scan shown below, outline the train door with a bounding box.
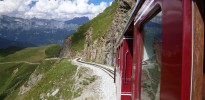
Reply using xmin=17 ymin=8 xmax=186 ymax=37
xmin=133 ymin=0 xmax=192 ymax=100
xmin=121 ymin=36 xmax=133 ymax=100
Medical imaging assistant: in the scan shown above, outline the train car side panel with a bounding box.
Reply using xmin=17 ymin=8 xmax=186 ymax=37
xmin=121 ymin=37 xmax=133 ymax=100
xmin=133 ymin=0 xmax=192 ymax=99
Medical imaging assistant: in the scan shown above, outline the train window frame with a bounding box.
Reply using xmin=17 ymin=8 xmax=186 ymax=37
xmin=139 ymin=8 xmax=161 ymax=31
xmin=133 ymin=1 xmax=163 ymax=99
xmin=133 ymin=0 xmax=193 ymax=99
xmin=140 ymin=10 xmax=162 ymax=100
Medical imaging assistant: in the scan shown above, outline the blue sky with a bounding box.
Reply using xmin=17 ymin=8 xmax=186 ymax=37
xmin=0 ymin=0 xmax=114 ymax=20
xmin=27 ymin=0 xmax=114 ymax=8
xmin=89 ymin=0 xmax=113 ymax=5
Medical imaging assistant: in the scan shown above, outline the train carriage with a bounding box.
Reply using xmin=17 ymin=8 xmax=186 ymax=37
xmin=115 ymin=0 xmax=204 ymax=100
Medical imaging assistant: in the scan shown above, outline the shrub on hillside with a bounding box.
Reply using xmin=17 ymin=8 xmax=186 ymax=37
xmin=45 ymin=45 xmax=62 ymax=58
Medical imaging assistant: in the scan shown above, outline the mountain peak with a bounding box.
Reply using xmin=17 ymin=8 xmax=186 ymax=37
xmin=0 ymin=15 xmax=89 ymax=48
xmin=65 ymin=16 xmax=89 ymax=25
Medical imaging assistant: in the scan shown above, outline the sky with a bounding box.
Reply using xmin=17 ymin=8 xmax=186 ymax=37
xmin=0 ymin=0 xmax=113 ymax=20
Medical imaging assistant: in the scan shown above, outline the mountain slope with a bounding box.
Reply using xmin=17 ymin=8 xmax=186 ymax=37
xmin=60 ymin=0 xmax=136 ymax=65
xmin=0 ymin=44 xmax=63 ymax=99
xmin=65 ymin=17 xmax=89 ymax=25
xmin=68 ymin=0 xmax=118 ymax=51
xmin=0 ymin=44 xmax=61 ymax=63
xmin=0 ymin=46 xmax=24 ymax=60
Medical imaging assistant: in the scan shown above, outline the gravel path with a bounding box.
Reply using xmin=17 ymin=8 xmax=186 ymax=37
xmin=72 ymin=58 xmax=117 ymax=100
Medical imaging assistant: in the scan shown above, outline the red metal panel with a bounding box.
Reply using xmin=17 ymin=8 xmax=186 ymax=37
xmin=121 ymin=37 xmax=133 ymax=100
xmin=121 ymin=96 xmax=131 ymax=100
xmin=121 ymin=44 xmax=123 ymax=72
xmin=160 ymin=0 xmax=183 ymax=99
xmin=181 ymin=0 xmax=192 ymax=99
xmin=115 ymin=0 xmax=193 ymax=100
xmin=133 ymin=0 xmax=192 ymax=100
xmin=121 ymin=37 xmax=127 ymax=96
xmin=133 ymin=27 xmax=142 ymax=100
xmin=119 ymin=47 xmax=121 ymax=68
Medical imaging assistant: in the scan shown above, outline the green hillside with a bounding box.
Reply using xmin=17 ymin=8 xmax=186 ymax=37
xmin=70 ymin=0 xmax=118 ymax=51
xmin=12 ymin=59 xmax=78 ymax=100
xmin=0 ymin=44 xmax=62 ymax=63
xmin=0 ymin=47 xmax=24 ymax=60
xmin=0 ymin=63 xmax=37 ymax=99
xmin=3 ymin=59 xmax=78 ymax=100
xmin=0 ymin=44 xmax=63 ymax=99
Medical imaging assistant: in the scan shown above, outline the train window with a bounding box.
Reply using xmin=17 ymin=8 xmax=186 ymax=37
xmin=141 ymin=11 xmax=162 ymax=100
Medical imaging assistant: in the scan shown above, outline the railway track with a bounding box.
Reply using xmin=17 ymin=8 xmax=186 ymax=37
xmin=76 ymin=58 xmax=114 ymax=79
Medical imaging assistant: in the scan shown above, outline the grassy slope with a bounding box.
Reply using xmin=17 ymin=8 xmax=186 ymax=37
xmin=8 ymin=59 xmax=77 ymax=100
xmin=70 ymin=0 xmax=118 ymax=51
xmin=0 ymin=44 xmax=62 ymax=99
xmin=4 ymin=59 xmax=58 ymax=100
xmin=0 ymin=47 xmax=24 ymax=60
xmin=45 ymin=44 xmax=62 ymax=58
xmin=0 ymin=63 xmax=37 ymax=99
xmin=0 ymin=44 xmax=61 ymax=63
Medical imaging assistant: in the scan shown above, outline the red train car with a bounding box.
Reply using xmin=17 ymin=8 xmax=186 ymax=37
xmin=115 ymin=0 xmax=204 ymax=100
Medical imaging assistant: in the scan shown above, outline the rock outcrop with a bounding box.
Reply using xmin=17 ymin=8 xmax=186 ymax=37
xmin=61 ymin=0 xmax=136 ymax=66
xmin=59 ymin=36 xmax=73 ymax=58
xmin=84 ymin=0 xmax=136 ymax=65
xmin=83 ymin=27 xmax=93 ymax=61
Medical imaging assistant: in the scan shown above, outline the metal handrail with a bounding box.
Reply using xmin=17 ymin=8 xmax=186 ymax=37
xmin=114 ymin=68 xmax=116 ymax=83
xmin=124 ymin=50 xmax=129 ymax=84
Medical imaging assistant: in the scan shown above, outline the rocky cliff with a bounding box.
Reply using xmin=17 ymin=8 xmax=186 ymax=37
xmin=60 ymin=0 xmax=136 ymax=66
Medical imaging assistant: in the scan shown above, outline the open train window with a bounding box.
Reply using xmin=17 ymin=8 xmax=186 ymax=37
xmin=141 ymin=11 xmax=162 ymax=100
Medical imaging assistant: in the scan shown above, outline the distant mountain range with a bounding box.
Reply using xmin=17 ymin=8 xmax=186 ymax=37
xmin=65 ymin=17 xmax=89 ymax=25
xmin=0 ymin=15 xmax=89 ymax=48
xmin=0 ymin=37 xmax=35 ymax=48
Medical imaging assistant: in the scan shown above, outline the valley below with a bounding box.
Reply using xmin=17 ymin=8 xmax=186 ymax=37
xmin=0 ymin=45 xmax=116 ymax=100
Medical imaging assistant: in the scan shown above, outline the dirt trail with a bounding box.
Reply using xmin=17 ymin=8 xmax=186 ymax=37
xmin=0 ymin=61 xmax=40 ymax=65
xmin=0 ymin=57 xmax=60 ymax=65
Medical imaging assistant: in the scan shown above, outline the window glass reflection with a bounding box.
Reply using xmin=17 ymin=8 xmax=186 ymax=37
xmin=141 ymin=12 xmax=162 ymax=100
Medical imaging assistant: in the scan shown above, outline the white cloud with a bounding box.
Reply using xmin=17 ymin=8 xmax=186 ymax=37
xmin=109 ymin=2 xmax=112 ymax=6
xmin=0 ymin=0 xmax=108 ymax=20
